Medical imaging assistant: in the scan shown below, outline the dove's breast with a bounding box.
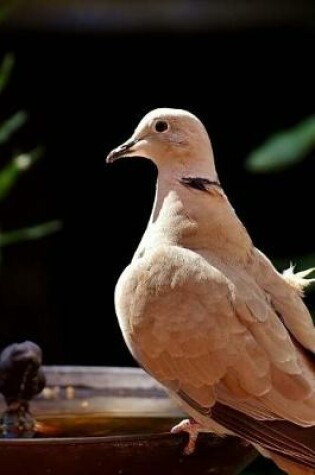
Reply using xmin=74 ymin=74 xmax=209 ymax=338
xmin=114 ymin=257 xmax=148 ymax=359
xmin=114 ymin=246 xmax=179 ymax=342
xmin=114 ymin=244 xmax=233 ymax=368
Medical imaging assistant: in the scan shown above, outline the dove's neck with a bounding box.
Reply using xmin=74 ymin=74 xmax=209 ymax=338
xmin=133 ymin=164 xmax=253 ymax=264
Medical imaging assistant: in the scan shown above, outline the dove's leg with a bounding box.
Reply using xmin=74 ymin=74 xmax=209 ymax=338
xmin=171 ymin=418 xmax=205 ymax=455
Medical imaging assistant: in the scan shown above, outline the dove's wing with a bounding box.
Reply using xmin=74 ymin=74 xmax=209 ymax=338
xmin=115 ymin=245 xmax=315 ymax=467
xmin=253 ymin=249 xmax=315 ymax=354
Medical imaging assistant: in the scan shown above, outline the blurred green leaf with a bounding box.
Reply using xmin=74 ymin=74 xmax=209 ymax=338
xmin=0 ymin=42 xmax=62 ymax=266
xmin=0 ymin=147 xmax=43 ymax=202
xmin=0 ymin=111 xmax=28 ymax=145
xmin=0 ymin=221 xmax=62 ymax=247
xmin=295 ymin=254 xmax=315 ymax=271
xmin=0 ymin=53 xmax=14 ymax=95
xmin=275 ymin=253 xmax=315 ymax=274
xmin=0 ymin=0 xmax=23 ymax=23
xmin=0 ymin=4 xmax=12 ymax=23
xmin=246 ymin=115 xmax=315 ymax=173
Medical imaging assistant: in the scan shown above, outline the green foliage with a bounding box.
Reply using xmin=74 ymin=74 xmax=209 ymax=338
xmin=0 ymin=54 xmax=61 ymax=258
xmin=0 ymin=53 xmax=14 ymax=94
xmin=247 ymin=116 xmax=315 ymax=285
xmin=0 ymin=111 xmax=28 ymax=145
xmin=0 ymin=221 xmax=62 ymax=247
xmin=245 ymin=115 xmax=315 ymax=173
xmin=0 ymin=3 xmax=12 ymax=23
xmin=296 ymin=254 xmax=315 ymax=271
xmin=0 ymin=147 xmax=42 ymax=202
xmin=275 ymin=254 xmax=315 ymax=274
xmin=0 ymin=0 xmax=24 ymax=24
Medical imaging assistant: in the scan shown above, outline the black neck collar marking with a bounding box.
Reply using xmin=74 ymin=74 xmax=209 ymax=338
xmin=180 ymin=177 xmax=222 ymax=192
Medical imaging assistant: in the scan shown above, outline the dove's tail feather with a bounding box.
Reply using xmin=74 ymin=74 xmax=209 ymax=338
xmin=271 ymin=453 xmax=315 ymax=475
xmin=211 ymin=403 xmax=315 ymax=470
xmin=282 ymin=265 xmax=315 ymax=295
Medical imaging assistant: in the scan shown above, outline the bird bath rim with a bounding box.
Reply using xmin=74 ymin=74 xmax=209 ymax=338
xmin=0 ymin=366 xmax=257 ymax=475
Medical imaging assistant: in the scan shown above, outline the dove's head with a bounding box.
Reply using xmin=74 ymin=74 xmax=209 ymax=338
xmin=107 ymin=108 xmax=217 ymax=178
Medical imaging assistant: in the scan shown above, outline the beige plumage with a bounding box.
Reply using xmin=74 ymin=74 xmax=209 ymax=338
xmin=106 ymin=108 xmax=315 ymax=474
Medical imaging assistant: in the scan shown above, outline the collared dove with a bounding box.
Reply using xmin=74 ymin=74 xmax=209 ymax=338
xmin=107 ymin=108 xmax=315 ymax=475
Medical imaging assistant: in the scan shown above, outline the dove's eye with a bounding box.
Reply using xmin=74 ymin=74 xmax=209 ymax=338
xmin=154 ymin=120 xmax=169 ymax=133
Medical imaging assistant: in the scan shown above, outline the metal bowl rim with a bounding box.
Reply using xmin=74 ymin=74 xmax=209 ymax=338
xmin=0 ymin=431 xmax=188 ymax=446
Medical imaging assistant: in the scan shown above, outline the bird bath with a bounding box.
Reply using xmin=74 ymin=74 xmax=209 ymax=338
xmin=0 ymin=366 xmax=257 ymax=475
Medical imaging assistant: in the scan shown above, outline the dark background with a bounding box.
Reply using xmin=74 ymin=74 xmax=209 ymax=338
xmin=0 ymin=2 xmax=314 ymax=367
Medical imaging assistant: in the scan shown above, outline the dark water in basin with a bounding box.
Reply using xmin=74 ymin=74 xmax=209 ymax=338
xmin=36 ymin=414 xmax=180 ymax=438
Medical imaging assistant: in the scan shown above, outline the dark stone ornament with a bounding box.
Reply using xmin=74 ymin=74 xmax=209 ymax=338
xmin=0 ymin=341 xmax=46 ymax=438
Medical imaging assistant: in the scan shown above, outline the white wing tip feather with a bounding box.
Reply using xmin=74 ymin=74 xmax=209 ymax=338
xmin=282 ymin=264 xmax=315 ymax=295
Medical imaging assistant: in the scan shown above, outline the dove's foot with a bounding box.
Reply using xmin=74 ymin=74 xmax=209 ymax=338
xmin=171 ymin=418 xmax=203 ymax=455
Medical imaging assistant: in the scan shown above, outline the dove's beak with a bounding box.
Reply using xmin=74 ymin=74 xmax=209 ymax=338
xmin=106 ymin=138 xmax=139 ymax=164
